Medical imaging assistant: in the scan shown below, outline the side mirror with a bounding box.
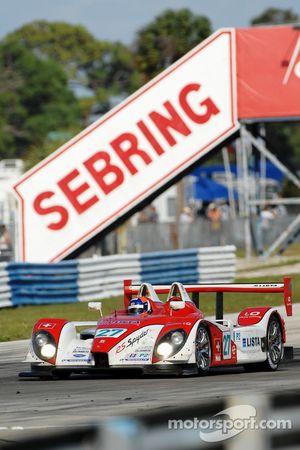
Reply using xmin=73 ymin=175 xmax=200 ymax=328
xmin=169 ymin=300 xmax=185 ymax=310
xmin=88 ymin=302 xmax=103 ymax=316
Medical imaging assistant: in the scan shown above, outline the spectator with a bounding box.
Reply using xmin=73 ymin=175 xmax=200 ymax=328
xmin=179 ymin=206 xmax=193 ymax=248
xmin=0 ymin=224 xmax=11 ymax=250
xmin=206 ymin=202 xmax=222 ymax=245
xmin=261 ymin=205 xmax=275 ymax=231
xmin=180 ymin=206 xmax=194 ymax=224
xmin=138 ymin=209 xmax=149 ymax=223
xmin=148 ymin=205 xmax=159 ymax=223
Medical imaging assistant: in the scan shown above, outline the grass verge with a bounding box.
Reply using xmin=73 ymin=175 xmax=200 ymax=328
xmin=0 ymin=274 xmax=298 ymax=342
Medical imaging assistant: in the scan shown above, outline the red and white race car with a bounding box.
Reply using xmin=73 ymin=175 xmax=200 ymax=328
xmin=20 ymin=278 xmax=293 ymax=379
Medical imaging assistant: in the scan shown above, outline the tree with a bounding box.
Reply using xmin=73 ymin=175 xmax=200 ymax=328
xmin=8 ymin=21 xmax=138 ymax=101
xmin=251 ymin=8 xmax=299 ymax=25
xmin=7 ymin=21 xmax=103 ymax=76
xmin=134 ymin=9 xmax=212 ymax=81
xmin=86 ymin=41 xmax=140 ymax=97
xmin=0 ymin=40 xmax=80 ymax=159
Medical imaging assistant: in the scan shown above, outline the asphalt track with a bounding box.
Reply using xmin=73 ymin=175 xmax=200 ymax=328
xmin=0 ymin=343 xmax=299 ymax=441
xmin=0 ymin=305 xmax=299 ymax=443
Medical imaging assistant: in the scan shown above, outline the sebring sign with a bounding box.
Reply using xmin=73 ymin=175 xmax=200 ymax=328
xmin=14 ymin=30 xmax=238 ymax=262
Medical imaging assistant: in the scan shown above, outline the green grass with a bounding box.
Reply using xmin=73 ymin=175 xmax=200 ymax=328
xmin=0 ymin=274 xmax=298 ymax=342
xmin=236 ymin=242 xmax=300 ymax=259
xmin=0 ymin=297 xmax=124 ymax=342
xmin=237 ymin=258 xmax=300 ymax=273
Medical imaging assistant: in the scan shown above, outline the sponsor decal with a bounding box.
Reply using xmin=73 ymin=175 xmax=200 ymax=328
xmin=214 ymin=339 xmax=221 ymax=353
xmin=253 ymin=284 xmax=280 ymax=288
xmin=242 ymin=337 xmax=261 ymax=348
xmin=234 ymin=331 xmax=241 ymax=342
xmin=99 ymin=319 xmax=140 ymax=325
xmin=127 ymin=329 xmax=149 ymax=347
xmin=38 ymin=323 xmax=56 ymax=330
xmin=243 ymin=311 xmax=260 ymax=316
xmin=116 ymin=343 xmax=126 ymax=354
xmin=121 ymin=351 xmax=151 ymax=362
xmin=73 ymin=347 xmax=89 ymax=353
xmin=115 ymin=330 xmax=151 ymax=355
xmin=61 ymin=358 xmax=91 ymax=363
xmin=95 ymin=328 xmax=127 ymax=338
xmin=73 ymin=353 xmax=88 ymax=358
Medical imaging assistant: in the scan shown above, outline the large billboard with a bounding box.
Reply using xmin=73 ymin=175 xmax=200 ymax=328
xmin=14 ymin=30 xmax=238 ymax=262
xmin=237 ymin=26 xmax=300 ymax=120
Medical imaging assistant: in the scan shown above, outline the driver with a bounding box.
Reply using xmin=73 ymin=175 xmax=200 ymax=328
xmin=128 ymin=297 xmax=152 ymax=315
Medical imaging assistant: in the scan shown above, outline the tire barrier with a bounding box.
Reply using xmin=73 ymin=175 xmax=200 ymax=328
xmin=0 ymin=246 xmax=236 ymax=307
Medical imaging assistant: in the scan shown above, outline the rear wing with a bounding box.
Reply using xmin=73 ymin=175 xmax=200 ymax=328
xmin=124 ymin=277 xmax=292 ymax=318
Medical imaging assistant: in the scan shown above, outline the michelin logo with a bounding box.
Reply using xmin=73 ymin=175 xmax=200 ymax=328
xmin=242 ymin=337 xmax=261 ymax=348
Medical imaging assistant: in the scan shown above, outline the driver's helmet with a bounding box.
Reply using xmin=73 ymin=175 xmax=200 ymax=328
xmin=128 ymin=297 xmax=150 ymax=315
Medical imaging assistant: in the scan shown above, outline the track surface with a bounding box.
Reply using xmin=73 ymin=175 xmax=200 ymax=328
xmin=0 ymin=305 xmax=299 ymax=441
xmin=0 ymin=343 xmax=300 ymax=430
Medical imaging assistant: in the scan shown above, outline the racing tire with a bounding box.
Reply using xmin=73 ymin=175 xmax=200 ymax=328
xmin=195 ymin=324 xmax=211 ymax=376
xmin=244 ymin=315 xmax=283 ymax=373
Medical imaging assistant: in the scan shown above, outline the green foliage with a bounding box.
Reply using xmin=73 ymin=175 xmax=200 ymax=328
xmin=0 ymin=39 xmax=80 ymax=159
xmin=8 ymin=21 xmax=138 ymax=97
xmin=7 ymin=21 xmax=104 ymax=74
xmin=134 ymin=8 xmax=211 ymax=80
xmin=251 ymin=7 xmax=299 ymax=25
xmin=87 ymin=41 xmax=139 ymax=96
xmin=24 ymin=125 xmax=81 ymax=169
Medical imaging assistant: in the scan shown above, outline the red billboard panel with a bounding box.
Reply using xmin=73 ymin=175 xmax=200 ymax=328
xmin=236 ymin=26 xmax=300 ymax=120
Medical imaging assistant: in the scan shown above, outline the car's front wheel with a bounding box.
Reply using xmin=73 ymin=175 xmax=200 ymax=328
xmin=195 ymin=325 xmax=211 ymax=375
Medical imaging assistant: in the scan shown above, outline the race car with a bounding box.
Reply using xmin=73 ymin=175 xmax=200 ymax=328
xmin=19 ymin=277 xmax=293 ymax=379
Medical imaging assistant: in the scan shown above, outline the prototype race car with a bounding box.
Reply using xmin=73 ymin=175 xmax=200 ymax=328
xmin=20 ymin=278 xmax=293 ymax=379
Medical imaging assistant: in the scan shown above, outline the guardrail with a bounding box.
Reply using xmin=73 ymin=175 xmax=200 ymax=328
xmin=0 ymin=246 xmax=236 ymax=307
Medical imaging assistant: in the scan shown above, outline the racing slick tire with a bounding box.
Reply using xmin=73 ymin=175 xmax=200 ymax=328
xmin=244 ymin=315 xmax=283 ymax=373
xmin=195 ymin=324 xmax=211 ymax=376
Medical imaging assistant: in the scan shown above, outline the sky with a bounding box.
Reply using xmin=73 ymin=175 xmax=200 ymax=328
xmin=1 ymin=0 xmax=300 ymax=44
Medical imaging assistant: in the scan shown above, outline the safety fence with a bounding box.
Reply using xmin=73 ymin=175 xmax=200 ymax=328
xmin=0 ymin=245 xmax=236 ymax=308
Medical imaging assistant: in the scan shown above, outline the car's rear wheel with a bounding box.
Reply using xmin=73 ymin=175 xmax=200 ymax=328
xmin=244 ymin=315 xmax=283 ymax=373
xmin=195 ymin=325 xmax=211 ymax=375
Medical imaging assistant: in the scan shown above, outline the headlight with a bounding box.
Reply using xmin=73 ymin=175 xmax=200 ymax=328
xmin=171 ymin=331 xmax=184 ymax=346
xmin=40 ymin=344 xmax=56 ymax=359
xmin=35 ymin=333 xmax=48 ymax=347
xmin=32 ymin=330 xmax=56 ymax=361
xmin=155 ymin=329 xmax=187 ymax=360
xmin=156 ymin=342 xmax=173 ymax=358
